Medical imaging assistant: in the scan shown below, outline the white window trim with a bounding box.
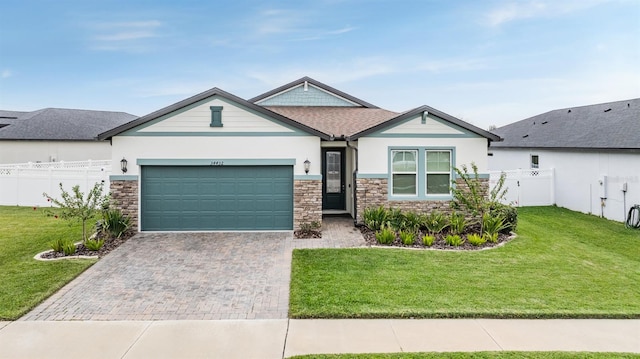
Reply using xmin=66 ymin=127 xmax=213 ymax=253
xmin=390 ymin=149 xmax=418 ymax=196
xmin=425 ymin=150 xmax=452 ymax=196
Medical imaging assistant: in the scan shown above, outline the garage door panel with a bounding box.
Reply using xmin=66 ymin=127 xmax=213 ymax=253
xmin=141 ymin=166 xmax=293 ymax=231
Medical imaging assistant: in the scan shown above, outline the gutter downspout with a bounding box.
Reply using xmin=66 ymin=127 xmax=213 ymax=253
xmin=346 ymin=138 xmax=359 ymax=226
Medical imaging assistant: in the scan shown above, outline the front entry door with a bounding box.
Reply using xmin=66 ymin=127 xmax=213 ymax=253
xmin=322 ymin=148 xmax=346 ymax=210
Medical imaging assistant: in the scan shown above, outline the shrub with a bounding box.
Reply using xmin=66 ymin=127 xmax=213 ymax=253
xmin=403 ymin=211 xmax=423 ymax=232
xmin=84 ymin=238 xmax=105 ymax=251
xmin=445 ymin=234 xmax=464 ymax=246
xmin=50 ymin=238 xmax=66 ymax=253
xmin=399 ymin=230 xmax=415 ymax=245
xmin=483 ymin=232 xmax=499 ymax=243
xmin=422 ymin=234 xmax=435 ymax=247
xmin=375 ymin=226 xmax=396 ymax=245
xmin=449 ymin=212 xmax=467 ymax=235
xmin=102 ymin=209 xmax=131 ymax=238
xmin=491 ymin=203 xmax=517 ymax=233
xmin=483 ymin=213 xmax=507 ymax=237
xmin=423 ymin=211 xmax=449 ymax=235
xmin=450 ymin=162 xmax=510 ymax=235
xmin=62 ymin=240 xmax=76 ymax=256
xmin=467 ymin=233 xmax=486 ymax=246
xmin=388 ymin=208 xmax=407 ymax=231
xmin=363 ymin=206 xmax=389 ymax=231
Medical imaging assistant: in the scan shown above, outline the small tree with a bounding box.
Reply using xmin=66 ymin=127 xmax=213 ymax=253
xmin=450 ymin=162 xmax=508 ymax=235
xmin=43 ymin=183 xmax=108 ymax=242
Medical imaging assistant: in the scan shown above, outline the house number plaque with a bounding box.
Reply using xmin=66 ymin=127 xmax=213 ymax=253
xmin=210 ymin=161 xmax=224 ymax=166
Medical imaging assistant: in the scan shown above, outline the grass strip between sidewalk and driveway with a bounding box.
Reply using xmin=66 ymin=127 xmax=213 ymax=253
xmin=290 ymin=206 xmax=640 ymax=319
xmin=288 ymin=353 xmax=639 ymax=359
xmin=0 ymin=206 xmax=96 ymax=320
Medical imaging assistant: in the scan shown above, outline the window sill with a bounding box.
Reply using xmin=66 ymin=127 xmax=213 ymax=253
xmin=387 ymin=195 xmax=452 ymax=201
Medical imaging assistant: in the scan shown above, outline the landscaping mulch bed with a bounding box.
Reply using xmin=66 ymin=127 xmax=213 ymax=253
xmin=360 ymin=227 xmax=514 ymax=250
xmin=39 ymin=230 xmax=135 ymax=259
xmin=294 ymin=229 xmax=322 ymax=239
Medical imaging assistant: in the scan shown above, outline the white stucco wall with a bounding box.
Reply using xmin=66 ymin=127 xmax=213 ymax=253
xmin=489 ymin=148 xmax=640 ymax=222
xmin=358 ymin=137 xmax=490 ymax=174
xmin=111 ymin=135 xmax=321 ymax=177
xmin=0 ymin=141 xmax=112 ymax=164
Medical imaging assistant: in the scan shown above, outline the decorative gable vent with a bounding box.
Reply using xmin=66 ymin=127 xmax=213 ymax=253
xmin=210 ymin=106 xmax=223 ymax=127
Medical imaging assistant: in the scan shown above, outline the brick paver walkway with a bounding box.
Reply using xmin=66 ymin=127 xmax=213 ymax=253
xmin=22 ymin=216 xmax=365 ymax=321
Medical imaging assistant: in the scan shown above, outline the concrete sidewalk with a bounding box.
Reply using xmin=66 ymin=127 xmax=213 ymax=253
xmin=0 ymin=319 xmax=638 ymax=358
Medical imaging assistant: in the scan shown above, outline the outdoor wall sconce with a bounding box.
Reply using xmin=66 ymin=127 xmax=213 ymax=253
xmin=304 ymin=159 xmax=311 ymax=174
xmin=120 ymin=157 xmax=128 ymax=174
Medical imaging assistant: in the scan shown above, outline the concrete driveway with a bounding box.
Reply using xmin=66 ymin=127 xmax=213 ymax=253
xmin=23 ymin=217 xmax=365 ymax=321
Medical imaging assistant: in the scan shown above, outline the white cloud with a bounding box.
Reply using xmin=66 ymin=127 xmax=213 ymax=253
xmin=88 ymin=20 xmax=163 ymax=52
xmin=484 ymin=0 xmax=614 ymax=27
xmin=1 ymin=69 xmax=12 ymax=79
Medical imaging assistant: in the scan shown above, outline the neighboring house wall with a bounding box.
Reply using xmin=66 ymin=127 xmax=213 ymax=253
xmin=0 ymin=141 xmax=112 ymax=164
xmin=489 ymin=148 xmax=640 ymax=222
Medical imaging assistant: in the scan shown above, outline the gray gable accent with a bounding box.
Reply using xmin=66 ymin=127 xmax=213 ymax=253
xmin=249 ymin=76 xmax=379 ymax=108
xmin=348 ymin=105 xmax=501 ymax=142
xmin=491 ymin=98 xmax=640 ymax=150
xmin=256 ymin=83 xmax=358 ymax=107
xmin=0 ymin=108 xmax=137 ymax=141
xmin=99 ymin=87 xmax=331 ymax=140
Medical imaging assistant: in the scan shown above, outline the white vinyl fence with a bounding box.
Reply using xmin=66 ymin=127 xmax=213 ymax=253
xmin=490 ymin=168 xmax=555 ymax=207
xmin=0 ymin=160 xmax=111 ymax=207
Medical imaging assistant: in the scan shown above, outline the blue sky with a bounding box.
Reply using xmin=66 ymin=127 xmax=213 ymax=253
xmin=1 ymin=0 xmax=638 ymax=129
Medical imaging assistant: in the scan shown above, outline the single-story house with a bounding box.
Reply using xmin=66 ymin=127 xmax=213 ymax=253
xmin=489 ymin=98 xmax=640 ymax=222
xmin=0 ymin=108 xmax=137 ymax=164
xmin=99 ymin=77 xmax=500 ymax=231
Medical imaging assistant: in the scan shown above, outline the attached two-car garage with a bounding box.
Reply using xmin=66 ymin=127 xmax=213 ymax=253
xmin=140 ymin=165 xmax=293 ymax=231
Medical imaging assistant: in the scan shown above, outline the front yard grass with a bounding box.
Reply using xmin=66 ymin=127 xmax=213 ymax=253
xmin=0 ymin=206 xmax=96 ymax=320
xmin=290 ymin=206 xmax=640 ymax=318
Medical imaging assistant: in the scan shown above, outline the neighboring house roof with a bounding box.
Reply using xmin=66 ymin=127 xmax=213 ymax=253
xmin=491 ymin=98 xmax=640 ymax=150
xmin=99 ymin=76 xmax=500 ymax=142
xmin=0 ymin=108 xmax=137 ymax=141
xmin=265 ymin=106 xmax=400 ymax=137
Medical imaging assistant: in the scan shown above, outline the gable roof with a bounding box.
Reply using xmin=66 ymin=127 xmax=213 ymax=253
xmin=491 ymin=98 xmax=640 ymax=150
xmin=0 ymin=108 xmax=137 ymax=141
xmin=249 ymin=76 xmax=379 ymax=108
xmin=98 ymin=87 xmax=331 ymax=140
xmin=348 ymin=105 xmax=502 ymax=141
xmin=99 ymin=77 xmax=500 ymax=142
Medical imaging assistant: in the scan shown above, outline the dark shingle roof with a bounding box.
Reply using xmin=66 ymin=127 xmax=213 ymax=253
xmin=0 ymin=108 xmax=137 ymax=141
xmin=491 ymin=98 xmax=640 ymax=150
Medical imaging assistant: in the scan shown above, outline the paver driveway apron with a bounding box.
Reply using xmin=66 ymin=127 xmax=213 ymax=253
xmin=23 ymin=232 xmax=293 ymax=320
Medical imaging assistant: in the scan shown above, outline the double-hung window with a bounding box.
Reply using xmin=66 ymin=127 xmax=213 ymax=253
xmin=426 ymin=150 xmax=451 ymax=195
xmin=391 ymin=150 xmax=417 ymax=195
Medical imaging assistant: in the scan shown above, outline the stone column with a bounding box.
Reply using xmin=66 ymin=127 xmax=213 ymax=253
xmin=293 ymin=179 xmax=322 ymax=230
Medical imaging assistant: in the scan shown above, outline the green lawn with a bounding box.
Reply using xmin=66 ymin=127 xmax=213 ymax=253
xmin=0 ymin=206 xmax=96 ymax=320
xmin=290 ymin=206 xmax=640 ymax=319
xmin=289 ymin=353 xmax=639 ymax=359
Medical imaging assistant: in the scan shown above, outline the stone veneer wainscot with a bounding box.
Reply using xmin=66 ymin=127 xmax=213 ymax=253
xmin=355 ymin=177 xmax=489 ymax=223
xmin=294 ymin=179 xmax=322 ymax=230
xmin=110 ymin=180 xmax=139 ymax=230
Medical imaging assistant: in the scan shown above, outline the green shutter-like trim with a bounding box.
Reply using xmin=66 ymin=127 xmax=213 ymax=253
xmin=210 ymin=106 xmax=223 ymax=127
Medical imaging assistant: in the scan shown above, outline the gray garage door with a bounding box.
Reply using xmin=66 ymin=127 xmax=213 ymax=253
xmin=141 ymin=166 xmax=293 ymax=231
